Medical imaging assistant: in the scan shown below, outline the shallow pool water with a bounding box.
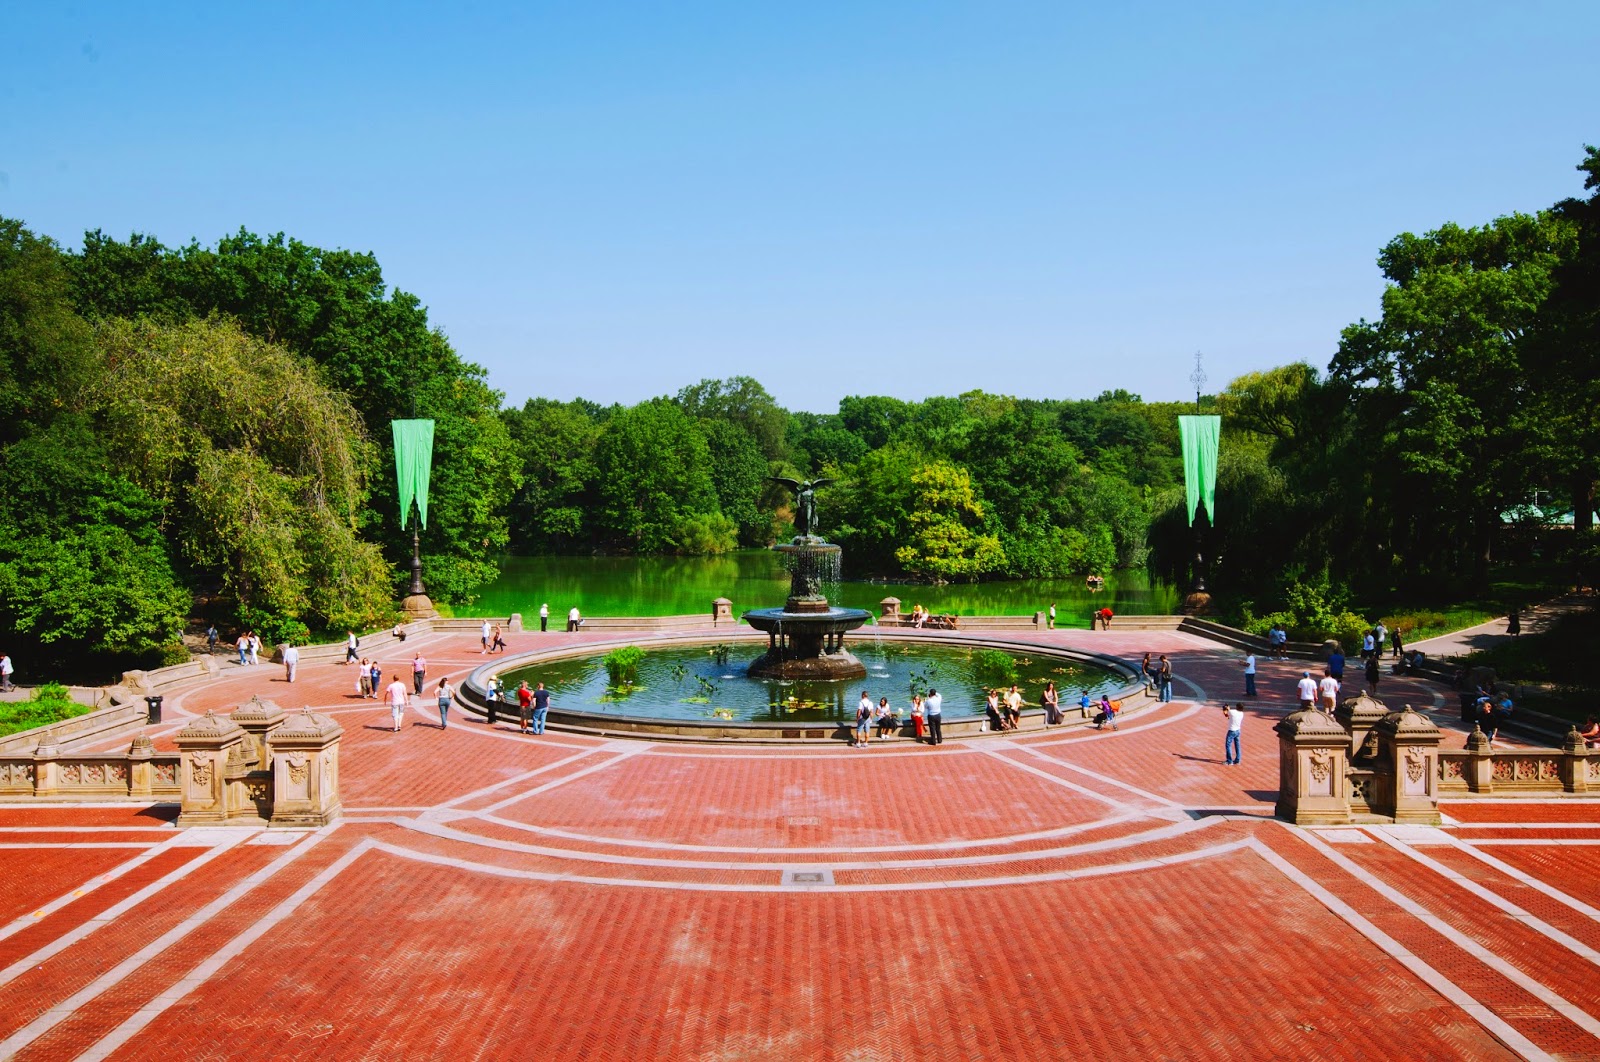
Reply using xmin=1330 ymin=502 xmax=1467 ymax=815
xmin=489 ymin=641 xmax=1127 ymax=724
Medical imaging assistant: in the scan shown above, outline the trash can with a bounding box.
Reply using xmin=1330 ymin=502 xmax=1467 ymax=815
xmin=144 ymin=694 xmax=164 ymax=725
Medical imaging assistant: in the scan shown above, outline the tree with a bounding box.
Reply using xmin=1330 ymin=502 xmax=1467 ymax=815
xmin=91 ymin=317 xmax=393 ymax=631
xmin=895 ymin=461 xmax=1006 ymax=581
xmin=0 ymin=419 xmax=189 ymax=667
xmin=502 ymin=398 xmax=602 ymax=551
xmin=594 ymin=400 xmax=720 ymax=551
xmin=0 ymin=218 xmax=95 ymax=444
xmin=700 ymin=420 xmax=770 ymax=544
xmin=675 ymin=376 xmax=789 ymax=462
xmin=1332 ymin=212 xmax=1576 ymax=573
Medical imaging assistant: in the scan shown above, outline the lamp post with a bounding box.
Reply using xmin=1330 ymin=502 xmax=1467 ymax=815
xmin=393 ymin=419 xmax=439 ymax=620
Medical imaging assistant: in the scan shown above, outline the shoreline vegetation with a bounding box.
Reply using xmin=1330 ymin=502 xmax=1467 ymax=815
xmin=2 ymin=147 xmax=1598 ymax=696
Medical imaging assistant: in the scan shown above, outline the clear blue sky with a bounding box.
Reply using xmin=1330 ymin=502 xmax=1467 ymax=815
xmin=2 ymin=2 xmax=1596 ymax=412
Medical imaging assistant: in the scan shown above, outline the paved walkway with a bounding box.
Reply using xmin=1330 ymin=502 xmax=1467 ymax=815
xmin=1409 ymin=593 xmax=1591 ymax=660
xmin=1 ymin=627 xmax=1596 ymax=1060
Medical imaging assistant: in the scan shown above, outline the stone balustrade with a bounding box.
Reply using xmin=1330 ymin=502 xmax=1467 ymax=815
xmin=176 ymin=700 xmax=342 ymax=828
xmin=0 ymin=738 xmax=181 ymax=801
xmin=1437 ymin=727 xmax=1595 ymax=795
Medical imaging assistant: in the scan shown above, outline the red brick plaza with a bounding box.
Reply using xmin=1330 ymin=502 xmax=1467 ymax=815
xmin=3 ymin=626 xmax=1597 ymax=1060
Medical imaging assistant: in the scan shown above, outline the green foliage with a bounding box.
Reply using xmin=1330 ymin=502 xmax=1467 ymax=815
xmin=668 ymin=512 xmax=739 ymax=556
xmin=0 ymin=684 xmax=91 ymax=738
xmin=235 ymin=606 xmax=311 ymax=648
xmin=0 ymin=420 xmax=189 ymax=666
xmin=156 ymin=642 xmax=193 ymax=668
xmin=595 ymin=400 xmax=719 ymax=551
xmin=602 ymin=645 xmax=645 ymax=688
xmin=502 ymin=398 xmax=601 ymax=551
xmin=971 ymin=649 xmax=1018 ymax=687
xmin=895 ymin=461 xmax=1006 ymax=581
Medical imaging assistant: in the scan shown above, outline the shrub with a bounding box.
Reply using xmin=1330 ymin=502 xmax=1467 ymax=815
xmin=603 ymin=646 xmax=645 ymax=688
xmin=0 ymin=684 xmax=91 ymax=738
xmin=972 ymin=649 xmax=1018 ymax=687
xmin=157 ymin=642 xmax=193 ymax=668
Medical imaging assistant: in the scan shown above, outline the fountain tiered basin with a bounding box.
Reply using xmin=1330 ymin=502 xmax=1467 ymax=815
xmin=743 ymin=538 xmax=871 ymax=679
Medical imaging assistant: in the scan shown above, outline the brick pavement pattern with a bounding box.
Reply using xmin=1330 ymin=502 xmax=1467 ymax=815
xmin=2 ymin=626 xmax=1597 ymax=1060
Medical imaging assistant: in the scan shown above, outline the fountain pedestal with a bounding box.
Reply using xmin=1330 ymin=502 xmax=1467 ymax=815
xmin=744 ymin=538 xmax=870 ymax=680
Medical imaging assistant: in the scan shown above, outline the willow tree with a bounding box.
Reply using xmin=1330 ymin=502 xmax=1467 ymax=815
xmin=91 ymin=316 xmax=393 ymax=633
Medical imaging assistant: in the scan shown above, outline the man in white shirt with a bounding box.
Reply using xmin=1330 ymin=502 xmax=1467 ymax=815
xmin=539 ymin=603 xmax=549 ymax=632
xmin=567 ymin=606 xmax=581 ymax=632
xmin=385 ymin=674 xmax=409 ymax=732
xmin=1362 ymin=631 xmax=1376 ymax=659
xmin=345 ymin=630 xmax=359 ymax=664
xmin=1243 ymin=653 xmax=1257 ymax=697
xmin=1319 ymin=673 xmax=1340 ymax=712
xmin=1373 ymin=622 xmax=1387 ymax=655
xmin=481 ymin=620 xmax=491 ymax=654
xmin=1296 ymin=672 xmax=1318 ymax=709
xmin=282 ymin=643 xmax=299 ymax=683
xmin=925 ymin=689 xmax=944 ymax=745
xmin=0 ymin=652 xmax=13 ymax=692
xmin=1223 ymin=703 xmax=1244 ymax=764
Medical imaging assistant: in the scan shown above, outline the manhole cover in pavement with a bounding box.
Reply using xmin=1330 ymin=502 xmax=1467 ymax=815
xmin=782 ymin=867 xmax=835 ymax=887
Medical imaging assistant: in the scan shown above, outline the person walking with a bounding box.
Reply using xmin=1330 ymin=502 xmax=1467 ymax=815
xmin=910 ymin=694 xmax=926 ymax=741
xmin=1223 ymin=702 xmax=1244 ymax=764
xmin=205 ymin=624 xmax=218 ymax=653
xmin=1296 ymin=671 xmax=1318 ymax=710
xmin=384 ymin=673 xmax=409 ymax=732
xmin=1157 ymin=656 xmax=1173 ymax=702
xmin=517 ymin=680 xmax=534 ymax=734
xmin=567 ymin=606 xmax=582 ymax=632
xmin=539 ymin=603 xmax=549 ymax=633
xmin=1373 ymin=621 xmax=1387 ymax=657
xmin=1391 ymin=626 xmax=1405 ymax=661
xmin=1361 ymin=630 xmax=1376 ymax=660
xmin=854 ymin=692 xmax=873 ymax=748
xmin=1243 ymin=652 xmax=1257 ymax=698
xmin=491 ymin=624 xmax=506 ymax=653
xmin=1042 ymin=681 xmax=1061 ymax=726
xmin=1507 ymin=609 xmax=1522 ymax=636
xmin=481 ymin=619 xmax=492 ymax=654
xmin=358 ymin=658 xmax=373 ymax=699
xmin=1364 ymin=653 xmax=1381 ymax=694
xmin=345 ymin=631 xmax=360 ymax=664
xmin=0 ymin=651 xmax=12 ymax=692
xmin=532 ymin=682 xmax=550 ymax=735
xmin=1319 ymin=672 xmax=1340 ymax=713
xmin=282 ymin=643 xmax=299 ymax=683
xmin=436 ymin=678 xmax=453 ymax=728
xmin=925 ymin=688 xmax=944 ymax=745
xmin=369 ymin=659 xmax=383 ymax=702
xmin=248 ymin=632 xmax=261 ymax=666
xmin=1047 ymin=602 xmax=1056 ymax=630
xmin=411 ymin=653 xmax=427 ymax=696
xmin=1327 ymin=646 xmax=1346 ymax=682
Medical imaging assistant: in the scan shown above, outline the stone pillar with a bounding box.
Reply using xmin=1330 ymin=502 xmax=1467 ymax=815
xmin=32 ymin=742 xmax=61 ymax=798
xmin=879 ymin=597 xmax=901 ymax=620
xmin=1336 ymin=691 xmax=1389 ymax=761
xmin=1464 ymin=726 xmax=1494 ymax=793
xmin=268 ymin=709 xmax=344 ymax=828
xmin=1274 ymin=707 xmax=1351 ymax=825
xmin=509 ymin=613 xmax=523 ymax=633
xmin=1561 ymin=728 xmax=1590 ymax=794
xmin=712 ymin=598 xmax=733 ymax=625
xmin=1373 ymin=706 xmax=1441 ymax=825
xmin=175 ymin=711 xmax=248 ymax=827
xmin=128 ymin=734 xmax=154 ymax=798
xmin=230 ymin=696 xmax=286 ymax=771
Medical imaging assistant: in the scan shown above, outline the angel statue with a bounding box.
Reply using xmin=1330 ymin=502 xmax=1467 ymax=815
xmin=769 ymin=477 xmax=833 ymax=539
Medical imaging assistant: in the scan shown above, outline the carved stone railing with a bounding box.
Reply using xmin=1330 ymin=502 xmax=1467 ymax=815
xmin=0 ymin=739 xmax=180 ymax=801
xmin=1437 ymin=729 xmax=1593 ymax=795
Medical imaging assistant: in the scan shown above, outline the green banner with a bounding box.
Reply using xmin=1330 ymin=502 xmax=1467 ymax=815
xmin=392 ymin=419 xmax=435 ymax=529
xmin=1179 ymin=415 xmax=1220 ymax=526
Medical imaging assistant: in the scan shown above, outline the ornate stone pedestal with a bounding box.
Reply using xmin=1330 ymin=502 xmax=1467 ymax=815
xmin=176 ymin=712 xmax=249 ymax=827
xmin=268 ymin=709 xmax=344 ymax=828
xmin=1274 ymin=707 xmax=1351 ymax=825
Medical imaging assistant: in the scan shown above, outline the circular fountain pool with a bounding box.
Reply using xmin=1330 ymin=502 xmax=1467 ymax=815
xmin=480 ymin=639 xmax=1129 ymax=726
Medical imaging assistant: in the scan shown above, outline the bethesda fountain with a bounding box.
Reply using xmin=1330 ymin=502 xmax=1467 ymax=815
xmin=743 ymin=477 xmax=871 ymax=680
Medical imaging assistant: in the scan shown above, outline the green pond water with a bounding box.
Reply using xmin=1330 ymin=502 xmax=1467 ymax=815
xmin=490 ymin=642 xmax=1127 ymax=724
xmin=470 ymin=552 xmax=1177 ymax=622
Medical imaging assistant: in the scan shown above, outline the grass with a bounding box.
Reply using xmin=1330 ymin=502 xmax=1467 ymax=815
xmin=0 ymin=684 xmax=93 ymax=738
xmin=1353 ymin=558 xmax=1572 ymax=643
